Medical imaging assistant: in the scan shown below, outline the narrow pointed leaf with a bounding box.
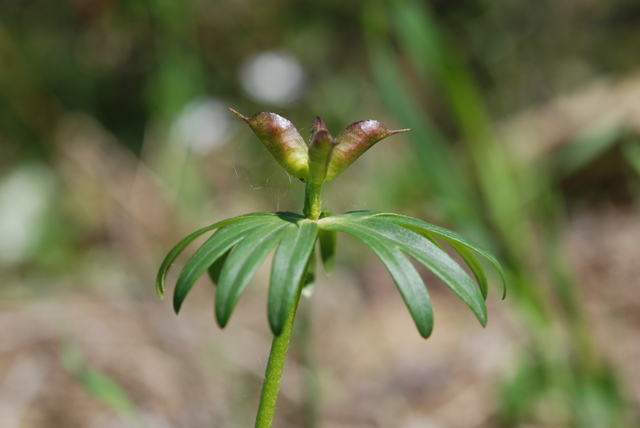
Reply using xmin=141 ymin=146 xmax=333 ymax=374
xmin=302 ymin=249 xmax=316 ymax=298
xmin=332 ymin=223 xmax=433 ymax=337
xmin=421 ymin=231 xmax=444 ymax=250
xmin=318 ymin=229 xmax=336 ymax=275
xmin=156 ymin=212 xmax=274 ymax=298
xmin=388 ymin=221 xmax=488 ymax=299
xmin=321 ymin=215 xmax=487 ymax=326
xmin=269 ymin=220 xmax=319 ymax=335
xmin=447 ymin=241 xmax=488 ymax=300
xmin=173 ymin=215 xmax=280 ymax=314
xmin=380 ymin=218 xmax=487 ymax=299
xmin=338 ymin=210 xmax=380 ymax=218
xmin=361 ymin=217 xmax=486 ymax=325
xmin=376 ymin=213 xmax=507 ymax=298
xmin=215 ymin=221 xmax=289 ymax=328
xmin=207 ymin=248 xmax=231 ymax=285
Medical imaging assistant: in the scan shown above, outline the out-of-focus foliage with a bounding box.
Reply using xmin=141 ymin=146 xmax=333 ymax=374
xmin=1 ymin=0 xmax=640 ymax=426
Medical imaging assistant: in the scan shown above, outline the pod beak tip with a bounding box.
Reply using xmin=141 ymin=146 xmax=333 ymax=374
xmin=228 ymin=107 xmax=249 ymax=122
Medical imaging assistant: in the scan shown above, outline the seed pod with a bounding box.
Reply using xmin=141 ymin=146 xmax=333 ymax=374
xmin=307 ymin=127 xmax=335 ymax=184
xmin=325 ymin=120 xmax=410 ymax=181
xmin=230 ymin=108 xmax=309 ymax=180
xmin=309 ymin=116 xmax=329 ymax=143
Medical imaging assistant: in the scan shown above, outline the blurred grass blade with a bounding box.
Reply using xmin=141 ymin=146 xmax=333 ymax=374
xmin=391 ymin=0 xmax=487 ymax=134
xmin=622 ymin=138 xmax=640 ymax=176
xmin=390 ymin=0 xmax=443 ymax=77
xmin=556 ymin=122 xmax=624 ymax=177
xmin=378 ymin=213 xmax=507 ymax=298
xmin=156 ymin=212 xmax=275 ymax=298
xmin=60 ymin=343 xmax=143 ymax=427
xmin=362 ymin=4 xmax=485 ymax=238
xmin=269 ymin=220 xmax=318 ymax=335
xmin=174 ymin=215 xmax=279 ymax=313
xmin=81 ymin=371 xmax=139 ymax=420
xmin=389 ymin=0 xmax=527 ymax=257
xmin=332 ymin=222 xmax=433 ymax=338
xmin=215 ymin=221 xmax=289 ymax=328
xmin=366 ymin=41 xmax=468 ymax=214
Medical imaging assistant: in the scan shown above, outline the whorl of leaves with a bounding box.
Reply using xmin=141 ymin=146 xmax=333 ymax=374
xmin=157 ymin=210 xmax=506 ymax=338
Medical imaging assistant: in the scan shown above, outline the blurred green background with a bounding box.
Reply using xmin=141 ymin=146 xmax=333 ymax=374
xmin=1 ymin=0 xmax=640 ymax=427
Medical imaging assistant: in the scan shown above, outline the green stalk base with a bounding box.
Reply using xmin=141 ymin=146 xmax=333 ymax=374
xmin=254 ymin=284 xmax=303 ymax=428
xmin=303 ymin=182 xmax=323 ymax=220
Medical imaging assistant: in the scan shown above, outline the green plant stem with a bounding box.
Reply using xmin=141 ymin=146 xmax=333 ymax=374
xmin=303 ymin=182 xmax=323 ymax=220
xmin=255 ymin=278 xmax=304 ymax=428
xmin=297 ymin=304 xmax=319 ymax=428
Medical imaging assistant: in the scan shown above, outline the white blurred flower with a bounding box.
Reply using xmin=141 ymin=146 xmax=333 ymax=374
xmin=239 ymin=50 xmax=307 ymax=106
xmin=171 ymin=98 xmax=233 ymax=155
xmin=0 ymin=164 xmax=55 ymax=265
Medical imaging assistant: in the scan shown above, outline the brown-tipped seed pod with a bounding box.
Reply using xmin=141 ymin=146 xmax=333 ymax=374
xmin=307 ymin=128 xmax=335 ymax=185
xmin=229 ymin=108 xmax=309 ymax=180
xmin=309 ymin=116 xmax=329 ymax=144
xmin=325 ymin=120 xmax=411 ymax=181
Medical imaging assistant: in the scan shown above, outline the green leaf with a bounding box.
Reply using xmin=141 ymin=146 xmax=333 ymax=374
xmin=377 ymin=213 xmax=507 ymax=298
xmin=269 ymin=220 xmax=319 ymax=335
xmin=302 ymin=249 xmax=317 ymax=298
xmin=207 ymin=248 xmax=231 ymax=285
xmin=363 ymin=217 xmax=487 ymax=325
xmin=173 ymin=215 xmax=280 ymax=314
xmin=215 ymin=221 xmax=289 ymax=328
xmin=384 ymin=218 xmax=488 ymax=300
xmin=318 ymin=229 xmax=336 ymax=275
xmin=338 ymin=210 xmax=380 ymax=218
xmin=331 ymin=222 xmax=433 ymax=337
xmin=321 ymin=214 xmax=487 ymax=327
xmin=448 ymin=241 xmax=488 ymax=300
xmin=318 ymin=210 xmax=336 ymax=275
xmin=156 ymin=212 xmax=274 ymax=298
